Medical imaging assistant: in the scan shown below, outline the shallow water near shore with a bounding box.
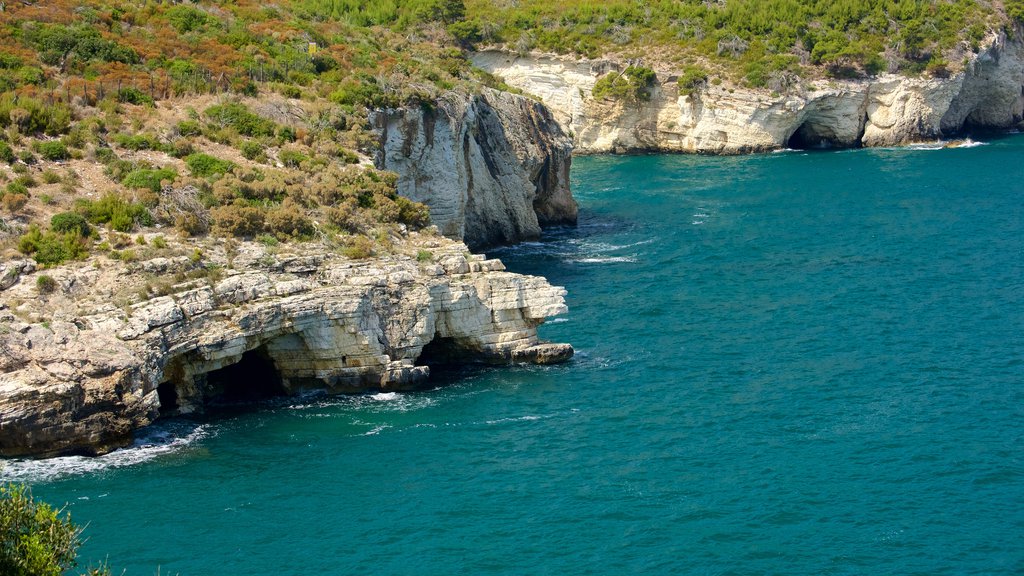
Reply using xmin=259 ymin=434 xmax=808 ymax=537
xmin=6 ymin=137 xmax=1024 ymax=575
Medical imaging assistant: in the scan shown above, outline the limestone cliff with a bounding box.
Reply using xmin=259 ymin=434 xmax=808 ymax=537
xmin=0 ymin=236 xmax=572 ymax=458
xmin=373 ymin=88 xmax=578 ymax=249
xmin=472 ymin=33 xmax=1024 ymax=154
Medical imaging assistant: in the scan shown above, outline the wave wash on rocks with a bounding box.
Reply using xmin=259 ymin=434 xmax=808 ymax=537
xmin=0 ymin=239 xmax=572 ymax=458
xmin=473 ymin=32 xmax=1024 ymax=154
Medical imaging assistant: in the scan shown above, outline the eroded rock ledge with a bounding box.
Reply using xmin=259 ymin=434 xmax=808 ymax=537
xmin=473 ymin=33 xmax=1024 ymax=154
xmin=0 ymin=237 xmax=571 ymax=458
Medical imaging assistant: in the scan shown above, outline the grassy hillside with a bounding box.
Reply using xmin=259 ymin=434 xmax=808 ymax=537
xmin=1 ymin=1 xmax=1022 ymax=273
xmin=0 ymin=0 xmax=518 ymax=271
xmin=464 ymin=0 xmax=1024 ymax=87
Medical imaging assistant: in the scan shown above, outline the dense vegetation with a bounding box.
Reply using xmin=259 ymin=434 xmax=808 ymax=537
xmin=465 ymin=0 xmax=1022 ymax=86
xmin=0 ymin=483 xmax=110 ymax=576
xmin=0 ymin=0 xmax=500 ymax=268
xmin=0 ymin=1 xmax=1022 ymax=269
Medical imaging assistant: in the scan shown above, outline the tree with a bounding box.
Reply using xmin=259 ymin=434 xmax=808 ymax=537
xmin=0 ymin=484 xmax=79 ymax=576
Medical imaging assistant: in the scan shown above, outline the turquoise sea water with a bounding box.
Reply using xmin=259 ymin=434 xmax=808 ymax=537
xmin=4 ymin=137 xmax=1024 ymax=575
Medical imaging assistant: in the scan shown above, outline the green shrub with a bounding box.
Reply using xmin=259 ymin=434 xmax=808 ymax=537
xmin=677 ymin=66 xmax=709 ymax=96
xmin=166 ymin=5 xmax=219 ymax=33
xmin=50 ymin=212 xmax=91 ymax=236
xmin=342 ymin=235 xmax=375 ymax=259
xmin=204 ymin=102 xmax=276 ymax=137
xmin=592 ymin=66 xmax=657 ymax=104
xmin=186 ymin=153 xmax=235 ymax=178
xmin=75 ymin=194 xmax=153 ymax=232
xmin=416 ymin=249 xmax=433 ymax=262
xmin=36 ymin=274 xmax=57 ymax=294
xmin=112 ymin=133 xmax=162 ymax=151
xmin=177 ymin=120 xmax=202 ymax=137
xmin=278 ymin=149 xmax=307 ymax=168
xmin=0 ymin=484 xmax=78 ymax=576
xmin=239 ymin=140 xmax=265 ymax=161
xmin=17 ymin=225 xmax=89 ymax=265
xmin=116 ymin=87 xmax=154 ymax=106
xmin=6 ymin=181 xmax=28 ymax=196
xmin=94 ymin=147 xmax=117 ymax=164
xmin=0 ymin=95 xmax=72 ymax=135
xmin=120 ymin=167 xmax=176 ymax=192
xmin=0 ymin=141 xmax=14 ymax=164
xmin=35 ymin=140 xmax=69 ymax=161
xmin=41 ymin=169 xmax=61 ymax=184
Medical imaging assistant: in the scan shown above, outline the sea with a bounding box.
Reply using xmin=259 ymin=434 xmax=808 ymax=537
xmin=3 ymin=136 xmax=1023 ymax=575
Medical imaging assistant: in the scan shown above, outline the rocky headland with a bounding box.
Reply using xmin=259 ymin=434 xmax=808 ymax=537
xmin=472 ymin=33 xmax=1024 ymax=154
xmin=0 ymin=234 xmax=571 ymax=458
xmin=376 ymin=88 xmax=577 ymax=249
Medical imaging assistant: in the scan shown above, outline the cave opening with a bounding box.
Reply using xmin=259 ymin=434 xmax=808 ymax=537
xmin=787 ymin=122 xmax=832 ymax=150
xmin=415 ymin=334 xmax=488 ymax=382
xmin=416 ymin=336 xmax=464 ymax=369
xmin=156 ymin=381 xmax=179 ymax=416
xmin=205 ymin=346 xmax=287 ymax=405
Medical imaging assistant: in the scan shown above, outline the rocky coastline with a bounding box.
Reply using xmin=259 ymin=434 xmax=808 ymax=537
xmin=0 ymin=235 xmax=571 ymax=458
xmin=472 ymin=33 xmax=1024 ymax=154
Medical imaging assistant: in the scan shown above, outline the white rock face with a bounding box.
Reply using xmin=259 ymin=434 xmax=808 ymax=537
xmin=472 ymin=34 xmax=1024 ymax=154
xmin=374 ymin=88 xmax=577 ymax=249
xmin=0 ymin=240 xmax=571 ymax=458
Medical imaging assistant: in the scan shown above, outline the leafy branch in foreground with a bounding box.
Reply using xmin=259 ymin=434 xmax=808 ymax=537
xmin=0 ymin=483 xmax=111 ymax=576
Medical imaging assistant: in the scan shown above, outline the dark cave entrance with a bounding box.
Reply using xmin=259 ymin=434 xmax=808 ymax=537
xmin=787 ymin=122 xmax=831 ymax=150
xmin=205 ymin=346 xmax=287 ymax=405
xmin=416 ymin=336 xmax=465 ymax=369
xmin=157 ymin=381 xmax=179 ymax=416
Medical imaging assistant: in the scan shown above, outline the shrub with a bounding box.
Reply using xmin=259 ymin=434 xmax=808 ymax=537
xmin=120 ymin=167 xmax=176 ymax=192
xmin=342 ymin=234 xmax=375 ymax=259
xmin=592 ymin=66 xmax=657 ymax=104
xmin=35 ymin=140 xmax=69 ymax=161
xmin=41 ymin=169 xmax=61 ymax=184
xmin=112 ymin=133 xmax=162 ymax=151
xmin=36 ymin=274 xmax=57 ymax=294
xmin=416 ymin=249 xmax=433 ymax=262
xmin=75 ymin=194 xmax=153 ymax=232
xmin=211 ymin=204 xmax=264 ymax=237
xmin=17 ymin=225 xmax=89 ymax=265
xmin=50 ymin=212 xmax=91 ymax=236
xmin=177 ymin=120 xmax=202 ymax=137
xmin=1 ymin=193 xmax=27 ymax=212
xmin=0 ymin=141 xmax=14 ymax=163
xmin=239 ymin=140 xmax=265 ymax=161
xmin=265 ymin=202 xmax=315 ymax=239
xmin=6 ymin=181 xmax=28 ymax=196
xmin=204 ymin=102 xmax=276 ymax=137
xmin=186 ymin=153 xmax=235 ymax=178
xmin=0 ymin=484 xmax=78 ymax=576
xmin=278 ymin=149 xmax=307 ymax=168
xmin=395 ymin=196 xmax=431 ymax=229
xmin=677 ymin=66 xmax=709 ymax=96
xmin=117 ymin=87 xmax=154 ymax=106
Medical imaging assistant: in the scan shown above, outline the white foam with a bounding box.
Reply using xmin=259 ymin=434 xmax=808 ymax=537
xmin=370 ymin=392 xmax=400 ymax=401
xmin=484 ymin=415 xmax=544 ymax=425
xmin=361 ymin=424 xmax=391 ymax=436
xmin=951 ymin=138 xmax=987 ymax=148
xmin=0 ymin=423 xmax=211 ymax=483
xmin=547 ymin=317 xmax=569 ymax=324
xmin=576 ymin=256 xmax=636 ymax=264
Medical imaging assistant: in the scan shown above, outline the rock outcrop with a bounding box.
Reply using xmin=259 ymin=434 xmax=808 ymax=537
xmin=0 ymin=237 xmax=572 ymax=458
xmin=472 ymin=33 xmax=1024 ymax=154
xmin=374 ymin=88 xmax=578 ymax=249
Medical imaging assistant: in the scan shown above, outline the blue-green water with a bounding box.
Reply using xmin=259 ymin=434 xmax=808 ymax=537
xmin=6 ymin=138 xmax=1024 ymax=575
